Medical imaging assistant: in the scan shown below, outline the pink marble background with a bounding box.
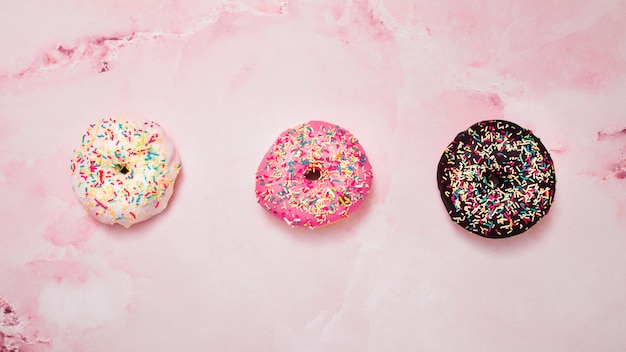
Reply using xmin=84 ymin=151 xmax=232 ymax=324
xmin=1 ymin=0 xmax=626 ymax=351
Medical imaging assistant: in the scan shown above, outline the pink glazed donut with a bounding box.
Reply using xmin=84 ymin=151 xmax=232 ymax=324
xmin=255 ymin=121 xmax=373 ymax=228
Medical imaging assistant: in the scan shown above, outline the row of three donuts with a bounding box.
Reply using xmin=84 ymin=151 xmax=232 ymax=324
xmin=70 ymin=118 xmax=555 ymax=238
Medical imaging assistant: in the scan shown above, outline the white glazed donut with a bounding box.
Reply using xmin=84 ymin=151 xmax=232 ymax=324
xmin=70 ymin=118 xmax=181 ymax=228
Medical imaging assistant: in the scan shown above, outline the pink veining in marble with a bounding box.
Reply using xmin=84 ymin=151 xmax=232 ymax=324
xmin=1 ymin=0 xmax=626 ymax=351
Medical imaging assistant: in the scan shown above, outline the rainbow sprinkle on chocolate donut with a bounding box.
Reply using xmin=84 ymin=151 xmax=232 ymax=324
xmin=255 ymin=121 xmax=373 ymax=228
xmin=437 ymin=120 xmax=556 ymax=238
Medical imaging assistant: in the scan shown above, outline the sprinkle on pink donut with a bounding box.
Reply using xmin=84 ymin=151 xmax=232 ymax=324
xmin=255 ymin=121 xmax=373 ymax=228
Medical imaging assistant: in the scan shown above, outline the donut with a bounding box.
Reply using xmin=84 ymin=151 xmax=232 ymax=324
xmin=255 ymin=121 xmax=373 ymax=228
xmin=70 ymin=118 xmax=181 ymax=228
xmin=437 ymin=120 xmax=556 ymax=238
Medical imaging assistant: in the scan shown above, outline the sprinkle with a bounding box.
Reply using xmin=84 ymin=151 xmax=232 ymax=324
xmin=94 ymin=199 xmax=108 ymax=209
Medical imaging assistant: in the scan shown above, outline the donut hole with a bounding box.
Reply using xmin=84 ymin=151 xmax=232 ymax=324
xmin=117 ymin=164 xmax=130 ymax=175
xmin=304 ymin=166 xmax=322 ymax=181
xmin=485 ymin=171 xmax=505 ymax=189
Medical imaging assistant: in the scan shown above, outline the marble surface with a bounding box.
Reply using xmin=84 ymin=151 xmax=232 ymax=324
xmin=1 ymin=1 xmax=626 ymax=351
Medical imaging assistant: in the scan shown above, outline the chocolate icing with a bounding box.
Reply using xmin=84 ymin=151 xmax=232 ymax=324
xmin=437 ymin=120 xmax=556 ymax=238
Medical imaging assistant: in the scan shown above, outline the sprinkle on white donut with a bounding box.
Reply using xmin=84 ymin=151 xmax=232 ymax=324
xmin=71 ymin=118 xmax=181 ymax=228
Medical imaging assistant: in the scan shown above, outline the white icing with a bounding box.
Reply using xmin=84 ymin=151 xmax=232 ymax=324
xmin=70 ymin=118 xmax=181 ymax=228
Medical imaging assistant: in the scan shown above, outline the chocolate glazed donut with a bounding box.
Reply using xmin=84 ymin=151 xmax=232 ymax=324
xmin=437 ymin=120 xmax=556 ymax=238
